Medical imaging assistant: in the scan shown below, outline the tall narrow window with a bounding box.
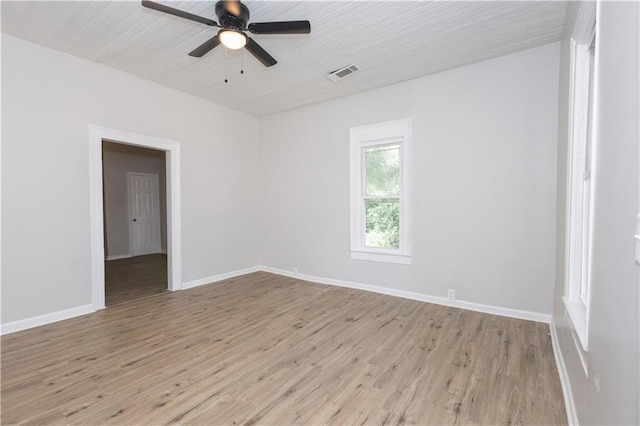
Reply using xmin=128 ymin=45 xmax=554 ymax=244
xmin=350 ymin=119 xmax=412 ymax=264
xmin=564 ymin=3 xmax=596 ymax=352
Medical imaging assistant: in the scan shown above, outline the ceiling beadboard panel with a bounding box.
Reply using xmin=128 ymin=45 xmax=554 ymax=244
xmin=2 ymin=1 xmax=567 ymax=116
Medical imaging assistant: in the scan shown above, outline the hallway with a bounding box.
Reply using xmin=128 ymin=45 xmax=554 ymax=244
xmin=105 ymin=254 xmax=167 ymax=306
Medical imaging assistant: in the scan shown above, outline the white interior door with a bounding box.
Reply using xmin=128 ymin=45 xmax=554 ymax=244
xmin=128 ymin=172 xmax=162 ymax=256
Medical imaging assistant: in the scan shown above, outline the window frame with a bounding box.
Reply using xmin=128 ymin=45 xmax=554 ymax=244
xmin=350 ymin=118 xmax=412 ymax=265
xmin=563 ymin=1 xmax=597 ymax=354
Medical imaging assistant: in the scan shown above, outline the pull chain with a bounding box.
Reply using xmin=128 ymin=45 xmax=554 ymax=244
xmin=223 ymin=46 xmax=245 ymax=82
xmin=224 ymin=45 xmax=229 ymax=83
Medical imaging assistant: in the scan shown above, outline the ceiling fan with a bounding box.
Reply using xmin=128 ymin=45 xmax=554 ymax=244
xmin=141 ymin=0 xmax=311 ymax=67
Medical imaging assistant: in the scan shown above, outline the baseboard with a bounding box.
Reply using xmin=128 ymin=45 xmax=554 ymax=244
xmin=106 ymin=252 xmax=169 ymax=261
xmin=259 ymin=266 xmax=552 ymax=324
xmin=550 ymin=317 xmax=579 ymax=425
xmin=0 ymin=265 xmax=551 ymax=336
xmin=105 ymin=253 xmax=132 ymax=261
xmin=182 ymin=266 xmax=262 ymax=290
xmin=1 ymin=304 xmax=95 ymax=336
xmin=0 ymin=266 xmax=260 ymax=334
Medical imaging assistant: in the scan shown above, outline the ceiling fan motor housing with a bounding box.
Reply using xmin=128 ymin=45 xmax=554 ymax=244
xmin=215 ymin=1 xmax=250 ymax=29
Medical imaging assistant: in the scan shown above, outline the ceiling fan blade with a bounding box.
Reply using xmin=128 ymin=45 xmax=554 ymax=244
xmin=247 ymin=21 xmax=311 ymax=35
xmin=223 ymin=0 xmax=242 ymax=18
xmin=141 ymin=1 xmax=218 ymax=27
xmin=188 ymin=35 xmax=221 ymax=57
xmin=245 ymin=37 xmax=277 ymax=67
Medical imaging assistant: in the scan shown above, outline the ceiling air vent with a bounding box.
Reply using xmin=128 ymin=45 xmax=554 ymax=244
xmin=327 ymin=65 xmax=359 ymax=82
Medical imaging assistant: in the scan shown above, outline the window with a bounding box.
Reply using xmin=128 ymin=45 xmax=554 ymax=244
xmin=564 ymin=2 xmax=597 ymax=352
xmin=350 ymin=118 xmax=412 ymax=264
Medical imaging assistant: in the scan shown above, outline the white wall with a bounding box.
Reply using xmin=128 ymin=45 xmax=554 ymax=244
xmin=102 ymin=142 xmax=167 ymax=257
xmin=1 ymin=35 xmax=262 ymax=323
xmin=260 ymin=43 xmax=560 ymax=315
xmin=552 ymin=2 xmax=640 ymax=424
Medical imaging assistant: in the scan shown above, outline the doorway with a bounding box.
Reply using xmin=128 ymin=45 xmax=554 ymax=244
xmin=102 ymin=142 xmax=167 ymax=305
xmin=89 ymin=125 xmax=182 ymax=311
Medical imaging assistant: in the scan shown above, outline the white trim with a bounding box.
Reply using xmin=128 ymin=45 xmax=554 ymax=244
xmin=563 ymin=1 xmax=598 ymax=353
xmin=89 ymin=128 xmax=106 ymax=309
xmin=350 ymin=118 xmax=413 ymax=264
xmin=570 ymin=322 xmax=589 ymax=376
xmin=0 ymin=304 xmax=95 ymax=335
xmin=550 ymin=318 xmax=580 ymax=425
xmin=89 ymin=124 xmax=182 ymax=312
xmin=259 ymin=266 xmax=551 ymax=324
xmin=182 ymin=266 xmax=261 ymax=289
xmin=105 ymin=253 xmax=133 ymax=261
xmin=563 ymin=296 xmax=589 ymax=352
xmin=106 ymin=252 xmax=167 ymax=261
xmin=350 ymin=251 xmax=412 ymax=265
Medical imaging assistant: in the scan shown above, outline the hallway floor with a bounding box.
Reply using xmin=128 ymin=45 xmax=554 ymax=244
xmin=105 ymin=254 xmax=167 ymax=306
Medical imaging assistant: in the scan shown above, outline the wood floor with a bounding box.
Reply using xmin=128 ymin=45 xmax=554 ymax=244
xmin=1 ymin=272 xmax=567 ymax=425
xmin=105 ymin=254 xmax=167 ymax=306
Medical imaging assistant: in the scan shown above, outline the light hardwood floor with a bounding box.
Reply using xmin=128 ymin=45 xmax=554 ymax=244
xmin=1 ymin=272 xmax=567 ymax=425
xmin=105 ymin=254 xmax=167 ymax=306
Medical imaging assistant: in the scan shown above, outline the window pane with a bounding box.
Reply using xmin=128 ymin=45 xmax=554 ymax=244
xmin=365 ymin=199 xmax=400 ymax=248
xmin=365 ymin=144 xmax=400 ymax=197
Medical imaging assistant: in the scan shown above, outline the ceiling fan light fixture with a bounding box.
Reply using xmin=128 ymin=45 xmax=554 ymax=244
xmin=219 ymin=29 xmax=247 ymax=50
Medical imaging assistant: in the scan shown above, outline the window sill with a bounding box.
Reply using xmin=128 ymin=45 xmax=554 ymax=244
xmin=563 ymin=296 xmax=589 ymax=351
xmin=351 ymin=251 xmax=412 ymax=265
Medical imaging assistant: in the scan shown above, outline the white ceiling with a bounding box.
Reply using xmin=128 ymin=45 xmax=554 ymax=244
xmin=2 ymin=1 xmax=567 ymax=116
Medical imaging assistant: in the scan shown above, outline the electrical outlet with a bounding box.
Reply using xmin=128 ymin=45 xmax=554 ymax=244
xmin=293 ymin=267 xmax=298 ymax=274
xmin=447 ymin=289 xmax=455 ymax=300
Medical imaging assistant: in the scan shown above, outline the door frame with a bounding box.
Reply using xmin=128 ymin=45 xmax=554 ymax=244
xmin=127 ymin=172 xmax=162 ymax=257
xmin=89 ymin=124 xmax=182 ymax=310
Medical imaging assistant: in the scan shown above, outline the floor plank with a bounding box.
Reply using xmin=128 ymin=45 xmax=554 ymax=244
xmin=1 ymin=272 xmax=567 ymax=425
